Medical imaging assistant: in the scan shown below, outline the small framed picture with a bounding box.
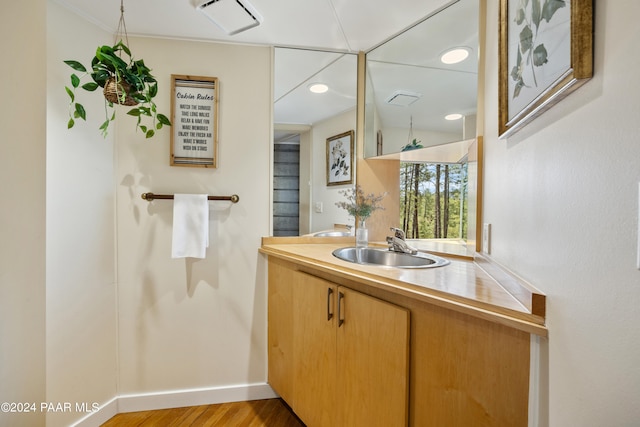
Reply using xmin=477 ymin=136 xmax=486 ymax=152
xmin=498 ymin=0 xmax=593 ymax=138
xmin=326 ymin=130 xmax=354 ymax=186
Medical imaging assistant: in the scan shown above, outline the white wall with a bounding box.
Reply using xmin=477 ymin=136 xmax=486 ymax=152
xmin=0 ymin=1 xmax=47 ymax=426
xmin=482 ymin=1 xmax=640 ymax=425
xmin=115 ymin=38 xmax=272 ymax=395
xmin=299 ymin=129 xmax=312 ymax=235
xmin=18 ymin=6 xmax=271 ymax=426
xmin=46 ymin=3 xmax=118 ymax=426
xmin=310 ymin=109 xmax=357 ymax=232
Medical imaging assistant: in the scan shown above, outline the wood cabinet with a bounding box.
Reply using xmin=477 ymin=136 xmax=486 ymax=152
xmin=292 ymin=270 xmax=336 ymax=426
xmin=268 ymin=258 xmax=409 ymax=427
xmin=267 ymin=255 xmax=532 ymax=426
xmin=267 ymin=259 xmax=295 ymax=404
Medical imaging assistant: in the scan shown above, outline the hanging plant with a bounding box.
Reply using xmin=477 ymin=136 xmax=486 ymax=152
xmin=64 ymin=41 xmax=171 ymax=138
xmin=400 ymin=115 xmax=423 ymax=152
xmin=401 ymin=138 xmax=423 ymax=152
xmin=63 ymin=1 xmax=170 ymax=138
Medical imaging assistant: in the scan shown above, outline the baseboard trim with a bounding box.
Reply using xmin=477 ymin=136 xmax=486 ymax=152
xmin=71 ymin=397 xmax=118 ymax=427
xmin=117 ymin=383 xmax=278 ymax=413
xmin=72 ymin=383 xmax=277 ymax=426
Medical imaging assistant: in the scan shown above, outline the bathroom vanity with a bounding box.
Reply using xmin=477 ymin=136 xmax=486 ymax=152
xmin=260 ymin=237 xmax=546 ymax=427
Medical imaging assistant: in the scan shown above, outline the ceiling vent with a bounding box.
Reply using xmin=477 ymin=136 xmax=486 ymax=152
xmin=196 ymin=0 xmax=262 ymax=35
xmin=386 ymin=90 xmax=422 ymax=107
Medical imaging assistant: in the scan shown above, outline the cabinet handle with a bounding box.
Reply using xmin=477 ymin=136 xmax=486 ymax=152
xmin=338 ymin=291 xmax=345 ymax=327
xmin=327 ymin=287 xmax=334 ymax=320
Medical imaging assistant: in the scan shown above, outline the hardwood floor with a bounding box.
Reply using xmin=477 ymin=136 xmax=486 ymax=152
xmin=100 ymin=398 xmax=305 ymax=426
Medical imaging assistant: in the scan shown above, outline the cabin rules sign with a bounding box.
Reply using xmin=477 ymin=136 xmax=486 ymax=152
xmin=170 ymin=75 xmax=218 ymax=167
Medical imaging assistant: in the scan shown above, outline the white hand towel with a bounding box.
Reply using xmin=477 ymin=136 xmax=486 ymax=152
xmin=171 ymin=194 xmax=209 ymax=259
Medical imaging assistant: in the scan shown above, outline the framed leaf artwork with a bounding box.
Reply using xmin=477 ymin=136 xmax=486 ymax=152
xmin=498 ymin=0 xmax=593 ymax=138
xmin=326 ymin=130 xmax=354 ymax=186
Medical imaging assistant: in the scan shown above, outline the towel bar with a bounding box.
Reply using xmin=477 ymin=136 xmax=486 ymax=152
xmin=141 ymin=193 xmax=239 ymax=203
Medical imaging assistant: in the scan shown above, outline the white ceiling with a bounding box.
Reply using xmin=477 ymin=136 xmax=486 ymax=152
xmin=55 ymin=0 xmax=452 ymax=52
xmin=55 ymin=0 xmax=475 ymax=142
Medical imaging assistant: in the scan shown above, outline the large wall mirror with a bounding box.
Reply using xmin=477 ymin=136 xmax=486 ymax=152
xmin=272 ymin=0 xmax=482 ymax=247
xmin=362 ymin=0 xmax=481 ymax=252
xmin=273 ymin=48 xmax=357 ymax=236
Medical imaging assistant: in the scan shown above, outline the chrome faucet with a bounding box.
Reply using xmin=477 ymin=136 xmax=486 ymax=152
xmin=386 ymin=227 xmax=418 ymax=255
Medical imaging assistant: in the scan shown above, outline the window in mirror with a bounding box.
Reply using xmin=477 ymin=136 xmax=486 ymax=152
xmin=400 ymin=161 xmax=468 ymax=240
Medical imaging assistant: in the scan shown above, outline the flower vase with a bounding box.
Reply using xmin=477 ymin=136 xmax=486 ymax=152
xmin=355 ymin=219 xmax=368 ymax=248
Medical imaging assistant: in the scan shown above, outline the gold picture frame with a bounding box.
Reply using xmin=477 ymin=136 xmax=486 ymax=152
xmin=170 ymin=74 xmax=219 ymax=167
xmin=498 ymin=0 xmax=593 ymax=138
xmin=326 ymin=130 xmax=354 ymax=186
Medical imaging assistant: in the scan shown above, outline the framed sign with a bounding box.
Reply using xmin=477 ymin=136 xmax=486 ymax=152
xmin=170 ymin=75 xmax=218 ymax=167
xmin=326 ymin=130 xmax=354 ymax=186
xmin=498 ymin=0 xmax=593 ymax=138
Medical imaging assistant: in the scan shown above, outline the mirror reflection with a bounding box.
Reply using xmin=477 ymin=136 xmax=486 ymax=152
xmin=273 ymin=48 xmax=357 ymax=236
xmin=400 ymin=159 xmax=468 ymax=240
xmin=272 ymin=0 xmax=480 ymax=245
xmin=364 ymin=0 xmax=479 ymax=158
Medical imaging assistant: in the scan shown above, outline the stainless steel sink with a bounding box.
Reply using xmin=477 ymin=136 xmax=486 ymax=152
xmin=332 ymin=247 xmax=449 ymax=269
xmin=313 ymin=230 xmax=352 ymax=237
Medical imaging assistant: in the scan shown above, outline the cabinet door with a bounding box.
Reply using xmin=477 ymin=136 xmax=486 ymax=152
xmin=337 ymin=287 xmax=410 ymax=427
xmin=293 ymin=272 xmax=337 ymax=427
xmin=267 ymin=260 xmax=295 ymax=403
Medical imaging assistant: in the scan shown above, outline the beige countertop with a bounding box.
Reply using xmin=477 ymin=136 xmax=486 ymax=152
xmin=260 ymin=236 xmax=547 ymax=336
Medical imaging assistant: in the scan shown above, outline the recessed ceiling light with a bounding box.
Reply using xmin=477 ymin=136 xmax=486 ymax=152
xmin=440 ymin=47 xmax=470 ymax=65
xmin=445 ymin=113 xmax=463 ymax=121
xmin=308 ymin=83 xmax=329 ymax=94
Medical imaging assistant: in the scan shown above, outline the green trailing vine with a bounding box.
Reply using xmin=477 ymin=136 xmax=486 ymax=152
xmin=64 ymin=41 xmax=171 ymax=138
xmin=401 ymin=138 xmax=423 ymax=152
